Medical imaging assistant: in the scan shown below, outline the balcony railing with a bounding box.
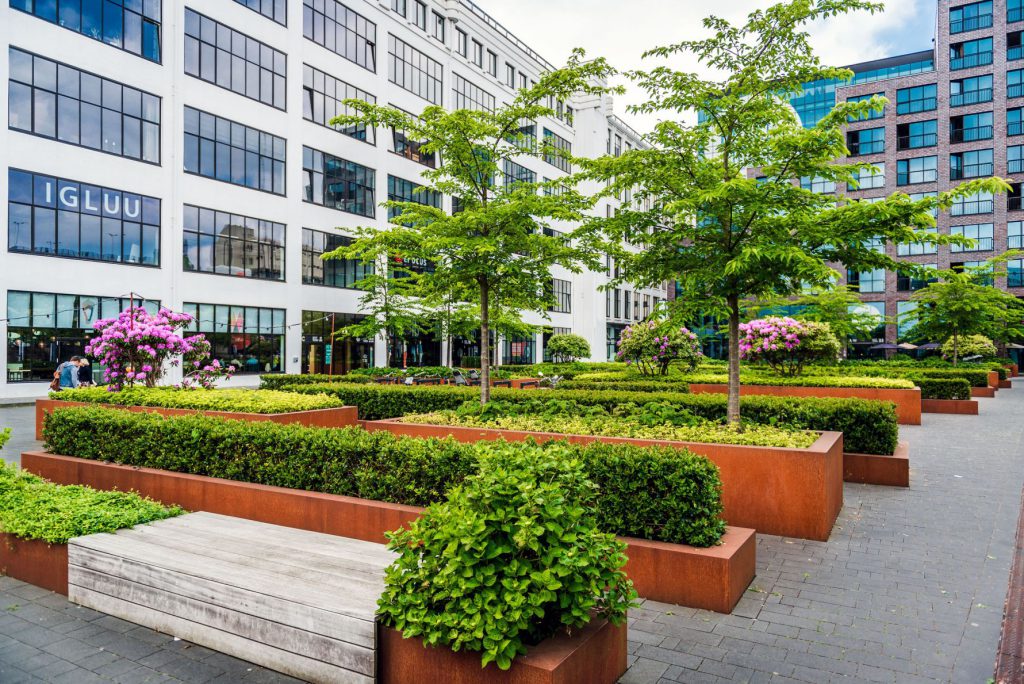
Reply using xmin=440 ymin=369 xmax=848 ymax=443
xmin=951 ymin=162 xmax=994 ymax=179
xmin=951 ymin=88 xmax=993 ymax=106
xmin=951 ymin=199 xmax=995 ymax=215
xmin=1010 ymin=121 xmax=1024 ymax=136
xmin=848 ymin=140 xmax=885 ymax=156
xmin=950 ymin=125 xmax=993 ymax=143
xmin=1012 ymin=45 xmax=1024 ymax=61
xmin=1011 ymin=159 xmax=1024 ymax=173
xmin=1010 ymin=196 xmax=1023 ymax=211
xmin=950 ymin=51 xmax=993 ymax=71
xmin=1010 ymin=235 xmax=1024 ymax=249
xmin=896 ymin=98 xmax=937 ymax=115
xmin=897 ymin=171 xmax=939 ymax=186
xmin=897 ymin=133 xmax=938 ymax=150
xmin=952 ymin=236 xmax=995 ymax=253
xmin=1011 ymin=6 xmax=1024 ymax=23
xmin=951 ymin=13 xmax=993 ymax=33
xmin=1010 ymin=83 xmax=1024 ymax=99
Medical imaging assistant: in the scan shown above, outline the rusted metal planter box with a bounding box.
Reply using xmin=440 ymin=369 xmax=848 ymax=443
xmin=922 ymin=398 xmax=979 ymax=415
xmin=843 ymin=442 xmax=910 ymax=488
xmin=0 ymin=533 xmax=68 ymax=595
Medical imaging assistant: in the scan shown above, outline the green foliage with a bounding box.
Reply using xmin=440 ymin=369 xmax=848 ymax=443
xmin=749 ymin=286 xmax=884 ymax=353
xmin=259 ymin=374 xmax=369 ymax=390
xmin=566 ymin=371 xmax=913 ymax=390
xmin=0 ymin=462 xmax=181 ymax=544
xmin=0 ymin=428 xmax=9 ymax=451
xmin=50 ymin=387 xmax=345 ymax=414
xmin=941 ymin=335 xmax=997 ymax=361
xmin=907 ymin=377 xmax=971 ymax=401
xmin=377 ymin=444 xmax=636 ymax=669
xmin=43 ymin=407 xmax=726 ymax=547
xmin=545 ymin=334 xmax=592 ymax=363
xmin=286 ymin=383 xmax=898 ymax=454
xmin=615 ymin=321 xmax=703 ymax=375
xmin=800 ymin=365 xmax=993 ymax=387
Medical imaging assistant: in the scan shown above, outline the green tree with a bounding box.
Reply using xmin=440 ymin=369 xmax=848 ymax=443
xmin=330 ymin=50 xmax=614 ymax=402
xmin=546 ymin=333 xmax=591 ymax=362
xmin=582 ymin=0 xmax=1008 ymax=423
xmin=901 ymin=258 xmax=1024 ymax=365
xmin=750 ymin=285 xmax=884 ymax=357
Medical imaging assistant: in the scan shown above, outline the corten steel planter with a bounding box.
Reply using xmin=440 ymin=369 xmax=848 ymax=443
xmin=35 ymin=398 xmax=358 ymax=441
xmin=21 ymin=452 xmax=756 ymax=613
xmin=922 ymin=398 xmax=980 ymax=415
xmin=1005 ymin=363 xmax=1019 ymax=377
xmin=999 ymin=380 xmax=1013 ymax=389
xmin=0 ymin=533 xmax=68 ymax=595
xmin=687 ymin=383 xmax=920 ymax=425
xmin=378 ymin=618 xmax=626 ymax=684
xmin=843 ymin=442 xmax=910 ymax=488
xmin=362 ymin=421 xmax=844 ymax=542
xmin=971 ymin=387 xmax=997 ymax=398
xmin=988 ymin=370 xmax=1000 ymax=389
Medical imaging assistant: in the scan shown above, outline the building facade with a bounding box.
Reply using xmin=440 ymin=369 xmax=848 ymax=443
xmin=0 ymin=0 xmax=665 ymax=399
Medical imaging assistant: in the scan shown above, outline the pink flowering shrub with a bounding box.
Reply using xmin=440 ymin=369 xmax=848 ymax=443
xmin=738 ymin=317 xmax=840 ymax=376
xmin=616 ymin=321 xmax=703 ymax=376
xmin=85 ymin=307 xmax=233 ymax=391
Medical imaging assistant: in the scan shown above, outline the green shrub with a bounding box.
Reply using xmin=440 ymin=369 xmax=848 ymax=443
xmin=560 ymin=380 xmax=694 ymax=393
xmin=908 ymin=377 xmax=971 ymax=400
xmin=286 ymin=383 xmax=898 ymax=455
xmin=51 ymin=387 xmax=345 ymax=414
xmin=568 ymin=373 xmax=913 ymax=389
xmin=496 ymin=362 xmax=622 ymax=379
xmin=941 ymin=334 xmax=998 ymax=361
xmin=378 ymin=444 xmax=635 ymax=670
xmin=259 ymin=374 xmax=369 ymax=390
xmin=545 ymin=333 xmax=592 ymax=362
xmin=0 ymin=428 xmax=9 ymax=451
xmin=801 ymin=365 xmax=992 ymax=387
xmin=43 ymin=407 xmax=726 ymax=547
xmin=0 ymin=462 xmax=182 ymax=544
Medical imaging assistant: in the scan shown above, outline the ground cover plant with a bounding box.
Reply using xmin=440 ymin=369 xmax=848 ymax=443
xmin=400 ymin=399 xmax=819 ymax=448
xmin=0 ymin=461 xmax=181 ymax=544
xmin=50 ymin=387 xmax=345 ymax=414
xmin=44 ymin=407 xmax=727 ymax=548
xmin=377 ymin=444 xmax=635 ymax=669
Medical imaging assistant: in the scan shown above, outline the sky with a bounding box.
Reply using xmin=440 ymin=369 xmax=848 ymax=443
xmin=478 ymin=0 xmax=938 ymax=133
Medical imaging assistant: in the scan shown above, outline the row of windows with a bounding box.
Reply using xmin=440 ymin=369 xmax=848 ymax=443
xmin=302 ymin=0 xmax=376 ymax=72
xmin=302 ymin=63 xmax=375 ymax=144
xmin=606 ymin=289 xmax=661 ymax=321
xmin=387 ymin=34 xmax=443 ymax=105
xmin=10 ymin=0 xmax=161 ymax=63
xmin=182 ymin=204 xmax=284 ymax=281
xmin=852 ymin=109 xmax=1024 ymax=151
xmin=302 ymin=228 xmax=372 ymax=289
xmin=183 ymin=106 xmax=286 ymax=196
xmin=950 ymin=1 xmax=992 ymax=34
xmin=8 ymin=47 xmax=160 ymax=164
xmin=234 ymin=0 xmax=286 ymax=26
xmin=452 ymin=73 xmax=495 ymax=113
xmin=386 ymin=175 xmax=441 ymax=219
xmin=302 ymin=146 xmax=375 ymax=217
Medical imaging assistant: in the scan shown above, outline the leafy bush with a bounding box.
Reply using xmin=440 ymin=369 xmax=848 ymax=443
xmin=801 ymin=365 xmax=992 ymax=387
xmin=566 ymin=373 xmax=913 ymax=390
xmin=405 ymin=400 xmax=820 ymax=448
xmin=0 ymin=462 xmax=182 ymax=544
xmin=739 ymin=318 xmax=840 ymax=376
xmin=50 ymin=387 xmax=345 ymax=414
xmin=616 ymin=322 xmax=703 ymax=375
xmin=377 ymin=444 xmax=635 ymax=669
xmin=546 ymin=334 xmax=592 ymax=362
xmin=0 ymin=428 xmax=9 ymax=451
xmin=286 ymin=383 xmax=898 ymax=454
xmin=908 ymin=377 xmax=971 ymax=400
xmin=942 ymin=334 xmax=998 ymax=361
xmin=259 ymin=374 xmax=370 ymax=390
xmin=43 ymin=407 xmax=726 ymax=547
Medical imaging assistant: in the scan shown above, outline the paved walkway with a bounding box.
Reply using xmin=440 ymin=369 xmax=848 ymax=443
xmin=1 ymin=390 xmax=1022 ymax=683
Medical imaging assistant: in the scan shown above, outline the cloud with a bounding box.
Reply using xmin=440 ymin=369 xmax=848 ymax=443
xmin=476 ymin=0 xmax=936 ymax=132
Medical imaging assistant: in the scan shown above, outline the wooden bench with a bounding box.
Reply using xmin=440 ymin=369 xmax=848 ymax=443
xmin=67 ymin=512 xmax=394 ymax=684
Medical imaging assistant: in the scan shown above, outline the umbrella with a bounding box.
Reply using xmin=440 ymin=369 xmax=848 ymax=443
xmin=1006 ymin=343 xmax=1024 ymax=350
xmin=897 ymin=343 xmax=918 ymax=350
xmin=869 ymin=343 xmax=899 ymax=351
xmin=917 ymin=342 xmax=941 ymax=350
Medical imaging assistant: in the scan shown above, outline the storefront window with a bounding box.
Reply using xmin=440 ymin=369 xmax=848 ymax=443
xmin=301 ymin=311 xmax=374 ymax=374
xmin=503 ymin=335 xmax=536 ymax=365
xmin=182 ymin=302 xmax=284 ymax=374
xmin=388 ymin=330 xmax=441 ymax=367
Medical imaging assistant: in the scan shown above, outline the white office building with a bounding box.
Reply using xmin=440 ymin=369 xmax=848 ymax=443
xmin=0 ymin=0 xmax=665 ymax=399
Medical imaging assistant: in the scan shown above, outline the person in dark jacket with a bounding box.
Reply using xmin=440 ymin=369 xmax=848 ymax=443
xmin=77 ymin=358 xmax=93 ymax=386
xmin=58 ymin=356 xmax=83 ymax=389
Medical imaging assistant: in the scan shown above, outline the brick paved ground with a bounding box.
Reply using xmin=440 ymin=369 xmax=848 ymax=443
xmin=1 ymin=389 xmax=1022 ymax=683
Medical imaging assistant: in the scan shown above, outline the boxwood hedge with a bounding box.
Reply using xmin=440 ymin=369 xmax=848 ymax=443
xmin=285 ymin=383 xmax=899 ymax=455
xmin=51 ymin=387 xmax=346 ymax=413
xmin=42 ymin=407 xmax=726 ymax=548
xmin=259 ymin=374 xmax=369 ymax=390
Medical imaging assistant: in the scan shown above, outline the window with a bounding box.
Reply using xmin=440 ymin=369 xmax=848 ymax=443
xmin=1010 ymin=69 xmax=1024 ymax=98
xmin=950 ymin=37 xmax=993 ymax=70
xmin=896 ymin=120 xmax=937 ymax=150
xmin=8 ymin=168 xmax=160 ymax=265
xmin=1011 ymin=108 xmax=1024 ymax=136
xmin=391 ymin=0 xmax=406 ymax=17
xmin=456 ymin=28 xmax=467 ymax=56
xmin=182 ymin=302 xmax=284 ymax=374
xmin=182 ymin=205 xmax=283 ymax=280
xmin=302 ymin=310 xmax=374 ymax=373
xmin=11 ymin=0 xmax=161 ymax=63
xmin=414 ymin=2 xmax=426 ymax=30
xmin=502 ymin=160 xmax=536 ymax=188
xmin=543 ymin=128 xmax=571 ymax=173
xmin=800 ymin=176 xmax=836 ymax=194
xmin=847 ymin=127 xmax=885 ymax=156
xmin=847 ymin=93 xmax=884 ymax=120
xmin=503 ymin=335 xmax=535 ymax=365
xmin=950 ymin=148 xmax=993 ymax=179
xmin=387 ymin=175 xmax=441 ymax=220
xmin=487 ymin=50 xmax=498 ymax=77
xmin=849 ymin=268 xmax=886 ymax=293
xmin=184 ymin=9 xmax=286 ymax=110
xmin=452 ymin=73 xmax=495 ymax=112
xmin=950 ymin=111 xmax=993 ymax=143
xmin=952 ymin=260 xmax=993 ymax=285
xmin=519 ymin=73 xmax=527 ymax=90
xmin=951 ymin=1 xmax=993 ymax=33
xmin=432 ymin=12 xmax=444 ymax=42
xmin=303 ymin=0 xmax=376 ymax=72
xmin=897 ymin=264 xmax=937 ymax=292
xmin=391 ymin=126 xmax=435 ymax=167
xmin=472 ymin=40 xmax=483 ymax=67
xmin=8 ymin=48 xmax=160 ymax=163
xmin=302 ymin=146 xmax=375 ymax=217
xmin=388 ymin=35 xmax=443 ymax=104
xmin=897 ymin=227 xmax=937 ymax=256
xmin=909 ymin=191 xmax=939 ymax=217
xmin=183 ymin=107 xmax=286 ymax=195
xmin=1011 ymin=145 xmax=1024 ymax=173
xmin=1011 ymin=182 xmax=1024 ymax=211
xmin=234 ymin=0 xmax=286 ymax=26
xmin=1009 ymin=259 xmax=1024 ymax=287
xmin=303 ymin=64 xmax=375 ymax=144
xmin=896 ymin=84 xmax=937 ymax=114
xmin=1013 ymin=0 xmax=1024 ymax=23
xmin=897 ymin=156 xmax=938 ymax=185
xmin=950 ymin=74 xmax=993 ymax=106
xmin=547 ymin=279 xmax=571 ymax=313
xmin=1011 ymin=30 xmax=1024 ymax=61
xmin=897 ymin=301 xmax=918 ymax=337
xmin=1011 ymin=221 xmax=1024 ymax=249
xmin=302 ymin=229 xmax=372 ymax=289
xmin=505 ymin=63 xmax=516 ymax=87
xmin=951 ymin=190 xmax=994 ymax=215
xmin=951 ymin=223 xmax=995 ymax=252
xmin=854 ymin=163 xmax=886 ymax=190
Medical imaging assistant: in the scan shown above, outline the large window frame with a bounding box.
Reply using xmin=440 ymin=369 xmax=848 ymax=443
xmin=302 ymin=0 xmax=376 ymax=72
xmin=10 ymin=0 xmax=162 ymax=63
xmin=387 ymin=34 xmax=442 ymax=104
xmin=302 ymin=146 xmax=376 ymax=218
xmin=301 ymin=228 xmax=373 ymax=290
xmin=183 ymin=106 xmax=286 ymax=196
xmin=182 ymin=204 xmax=285 ymax=281
xmin=302 ymin=64 xmax=376 ymax=144
xmin=182 ymin=302 xmax=285 ymax=375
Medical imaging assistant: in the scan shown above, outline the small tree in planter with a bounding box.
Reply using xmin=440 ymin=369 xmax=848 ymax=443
xmin=616 ymin=321 xmax=703 ymax=375
xmin=85 ymin=308 xmax=231 ymax=391
xmin=941 ymin=334 xmax=997 ymax=362
xmin=546 ymin=333 xmax=591 ymax=363
xmin=377 ymin=442 xmax=635 ymax=670
xmin=738 ymin=317 xmax=840 ymax=376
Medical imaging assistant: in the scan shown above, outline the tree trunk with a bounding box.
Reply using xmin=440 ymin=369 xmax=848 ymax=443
xmin=479 ymin=280 xmax=491 ymax=404
xmin=952 ymin=330 xmax=959 ymax=367
xmin=727 ymin=295 xmax=742 ymax=426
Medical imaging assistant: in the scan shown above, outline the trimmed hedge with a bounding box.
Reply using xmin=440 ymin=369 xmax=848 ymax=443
xmin=42 ymin=407 xmax=726 ymax=548
xmin=259 ymin=374 xmax=369 ymax=390
xmin=801 ymin=366 xmax=992 ymax=387
xmin=906 ymin=377 xmax=971 ymax=400
xmin=286 ymin=383 xmax=899 ymax=455
xmin=572 ymin=372 xmax=913 ymax=389
xmin=51 ymin=387 xmax=346 ymax=413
